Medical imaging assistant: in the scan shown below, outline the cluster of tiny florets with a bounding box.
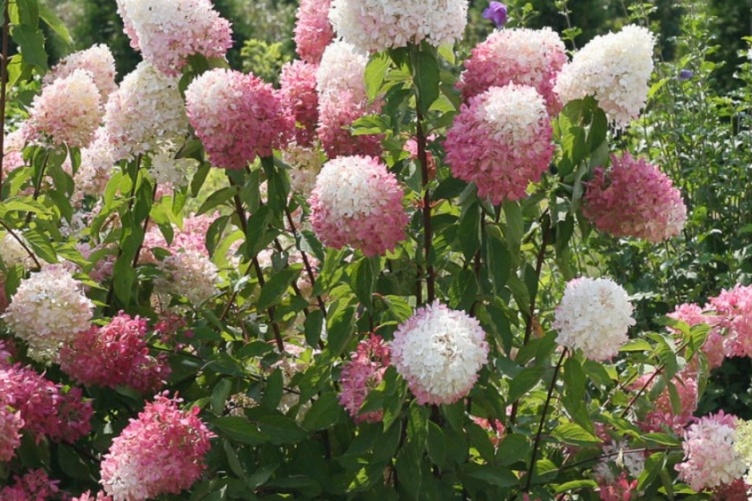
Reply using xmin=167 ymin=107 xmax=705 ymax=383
xmin=280 ymin=60 xmax=320 ymax=147
xmin=329 ymin=0 xmax=468 ymax=53
xmin=294 ymin=0 xmax=333 ymax=64
xmin=283 ymin=142 xmax=325 ymax=199
xmin=445 ymin=83 xmax=554 ymax=204
xmin=583 ymin=153 xmax=687 ymax=243
xmin=59 ymin=313 xmax=170 ymax=393
xmin=391 ymin=301 xmax=489 ymax=405
xmin=668 ymin=302 xmax=725 ymax=369
xmin=708 ymin=285 xmax=752 ymax=359
xmin=44 ymin=44 xmax=118 ymax=100
xmin=459 ymin=27 xmax=567 ymax=114
xmin=155 ymin=249 xmax=219 ymax=306
xmin=116 ymin=0 xmax=232 ymax=76
xmin=104 ymin=61 xmax=190 ymax=161
xmin=555 ymin=25 xmax=655 ymax=129
xmin=25 ymin=69 xmax=102 ymax=148
xmin=0 ymin=469 xmax=61 ymax=500
xmin=553 ymin=277 xmax=635 ymax=360
xmin=309 ymin=155 xmax=408 ymax=257
xmin=100 ymin=393 xmax=215 ymax=501
xmin=631 ymin=370 xmax=698 ymax=434
xmin=2 ymin=264 xmax=94 ymax=362
xmin=338 ymin=334 xmax=391 ymax=423
xmin=185 ymin=68 xmax=293 ymax=169
xmin=76 ymin=127 xmax=116 ymax=196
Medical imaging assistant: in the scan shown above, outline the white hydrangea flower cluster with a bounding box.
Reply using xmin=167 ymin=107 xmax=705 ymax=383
xmin=76 ymin=127 xmax=116 ymax=197
xmin=282 ymin=142 xmax=324 ymax=198
xmin=149 ymin=148 xmax=198 ymax=188
xmin=553 ymin=277 xmax=635 ymax=361
xmin=0 ymin=233 xmax=31 ymax=269
xmin=329 ymin=0 xmax=468 ymax=52
xmin=316 ymin=40 xmax=369 ymax=102
xmin=44 ymin=44 xmax=118 ymax=100
xmin=2 ymin=264 xmax=94 ymax=362
xmin=104 ymin=61 xmax=190 ymax=161
xmin=155 ymin=250 xmax=219 ymax=307
xmin=554 ymin=25 xmax=655 ymax=129
xmin=391 ymin=301 xmax=488 ymax=405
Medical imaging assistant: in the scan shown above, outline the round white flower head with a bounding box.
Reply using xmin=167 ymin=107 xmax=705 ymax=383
xmin=554 ymin=25 xmax=655 ymax=129
xmin=44 ymin=44 xmax=118 ymax=100
xmin=316 ymin=40 xmax=369 ymax=102
xmin=391 ymin=301 xmax=488 ymax=405
xmin=76 ymin=127 xmax=116 ymax=197
xmin=2 ymin=264 xmax=94 ymax=362
xmin=149 ymin=146 xmax=198 ymax=188
xmin=104 ymin=61 xmax=190 ymax=161
xmin=329 ymin=0 xmax=468 ymax=52
xmin=553 ymin=277 xmax=635 ymax=360
xmin=155 ymin=250 xmax=219 ymax=307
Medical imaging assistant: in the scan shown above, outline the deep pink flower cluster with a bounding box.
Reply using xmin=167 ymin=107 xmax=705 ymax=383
xmin=709 ymin=285 xmax=752 ymax=358
xmin=712 ymin=478 xmax=750 ymax=501
xmin=458 ymin=28 xmax=567 ymax=114
xmin=141 ymin=212 xmax=216 ymax=264
xmin=0 ymin=362 xmax=92 ymax=444
xmin=317 ymin=91 xmax=383 ymax=158
xmin=59 ymin=313 xmax=170 ymax=394
xmin=631 ymin=370 xmax=698 ymax=435
xmin=309 ymin=155 xmax=408 ymax=256
xmin=100 ymin=393 xmax=215 ymax=500
xmin=0 ymin=469 xmax=60 ymax=501
xmin=598 ymin=472 xmax=638 ymax=501
xmin=583 ymin=153 xmax=687 ymax=243
xmin=185 ymin=69 xmax=293 ymax=169
xmin=668 ymin=302 xmax=725 ymax=369
xmin=445 ymin=84 xmax=554 ymax=204
xmin=338 ymin=334 xmax=390 ymax=423
xmin=280 ymin=60 xmax=320 ymax=147
xmin=0 ymin=403 xmax=23 ymax=462
xmin=72 ymin=492 xmax=114 ymax=501
xmin=116 ymin=0 xmax=233 ymax=76
xmin=294 ymin=0 xmax=333 ymax=64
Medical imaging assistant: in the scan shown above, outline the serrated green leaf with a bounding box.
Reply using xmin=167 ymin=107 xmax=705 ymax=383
xmin=365 ymin=52 xmax=390 ymax=101
xmin=552 ymin=422 xmax=600 ymax=446
xmin=11 ymin=25 xmax=47 ymax=72
xmin=507 ymin=366 xmax=546 ymax=402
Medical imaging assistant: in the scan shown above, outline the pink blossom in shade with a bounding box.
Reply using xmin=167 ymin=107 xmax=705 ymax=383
xmin=668 ymin=302 xmax=725 ymax=370
xmin=317 ymin=90 xmax=383 ymax=158
xmin=470 ymin=416 xmax=505 ymax=447
xmin=115 ymin=0 xmax=233 ymax=77
xmin=0 ymin=469 xmax=60 ymax=501
xmin=55 ymin=387 xmax=95 ymax=442
xmin=583 ymin=152 xmax=687 ymax=243
xmin=309 ymin=155 xmax=408 ymax=257
xmin=280 ymin=60 xmax=320 ymax=147
xmin=598 ymin=472 xmax=638 ymax=501
xmin=294 ymin=0 xmax=333 ymax=64
xmin=100 ymin=393 xmax=215 ymax=501
xmin=444 ymin=84 xmax=554 ymax=204
xmin=338 ymin=334 xmax=390 ymax=423
xmin=185 ymin=68 xmax=294 ymax=170
xmin=0 ymin=403 xmax=23 ymax=462
xmin=140 ymin=212 xmax=216 ymax=264
xmin=708 ymin=285 xmax=752 ymax=359
xmin=676 ymin=411 xmax=747 ymax=491
xmin=59 ymin=313 xmax=171 ymax=394
xmin=44 ymin=44 xmax=118 ymax=100
xmin=630 ymin=370 xmax=698 ymax=435
xmin=458 ymin=27 xmax=567 ymax=114
xmin=712 ymin=478 xmax=750 ymax=501
xmin=72 ymin=492 xmax=114 ymax=501
xmin=24 ymin=69 xmax=102 ymax=148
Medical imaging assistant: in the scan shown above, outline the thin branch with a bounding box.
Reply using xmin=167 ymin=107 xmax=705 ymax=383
xmin=416 ymin=107 xmax=435 ymax=304
xmin=0 ymin=219 xmax=41 ymax=270
xmin=283 ymin=205 xmax=327 ymax=317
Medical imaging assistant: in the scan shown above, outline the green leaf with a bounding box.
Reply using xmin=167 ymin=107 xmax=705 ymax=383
xmin=551 ymin=422 xmax=600 ymax=446
xmin=555 ymin=479 xmax=598 ymax=494
xmin=462 ymin=463 xmax=518 ymax=488
xmin=262 ymin=368 xmax=283 ymax=411
xmin=39 ymin=2 xmax=72 ymax=44
xmin=507 ymin=366 xmax=546 ymax=402
xmin=351 ymin=257 xmax=376 ymax=310
xmin=57 ymin=444 xmax=92 ymax=480
xmin=412 ymin=49 xmax=440 ymax=114
xmin=256 ymin=266 xmax=301 ymax=311
xmin=466 ymin=421 xmax=495 ymax=463
xmin=457 ymin=200 xmax=481 ymax=260
xmin=327 ymin=302 xmax=356 ymax=356
xmin=426 ymin=421 xmax=447 ymax=468
xmin=496 ymin=433 xmax=530 ymax=466
xmin=211 ymin=379 xmax=233 ymax=415
xmin=257 ymin=415 xmax=309 ymax=445
xmin=214 ymin=416 xmax=267 ymax=445
xmin=502 ymin=201 xmax=524 ymax=255
xmin=365 ymin=52 xmax=391 ymax=101
xmin=111 ymin=256 xmax=136 ymax=305
xmin=23 ymin=228 xmax=56 ymax=263
xmin=302 ymin=392 xmax=345 ymax=431
xmin=197 ymin=186 xmax=239 ymax=215
xmin=304 ymin=308 xmax=324 ymax=347
xmin=637 ymin=452 xmax=666 ymax=491
xmin=11 ymin=25 xmax=47 ymax=72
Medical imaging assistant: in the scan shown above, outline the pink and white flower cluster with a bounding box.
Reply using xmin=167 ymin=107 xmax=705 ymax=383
xmin=583 ymin=153 xmax=687 ymax=242
xmin=2 ymin=264 xmax=94 ymax=362
xmin=59 ymin=313 xmax=170 ymax=393
xmin=329 ymin=0 xmax=468 ymax=52
xmin=309 ymin=155 xmax=408 ymax=257
xmin=100 ymin=393 xmax=215 ymax=500
xmin=553 ymin=277 xmax=635 ymax=360
xmin=555 ymin=25 xmax=655 ymax=129
xmin=459 ymin=27 xmax=567 ymax=114
xmin=294 ymin=0 xmax=333 ymax=64
xmin=391 ymin=301 xmax=489 ymax=405
xmin=280 ymin=60 xmax=320 ymax=147
xmin=338 ymin=334 xmax=390 ymax=423
xmin=445 ymin=83 xmax=554 ymax=204
xmin=44 ymin=44 xmax=118 ymax=100
xmin=185 ymin=68 xmax=293 ymax=169
xmin=116 ymin=0 xmax=232 ymax=76
xmin=155 ymin=249 xmax=220 ymax=307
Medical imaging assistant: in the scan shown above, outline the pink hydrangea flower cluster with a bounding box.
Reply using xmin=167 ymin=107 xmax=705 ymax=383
xmin=155 ymin=249 xmax=219 ymax=306
xmin=309 ymin=155 xmax=408 ymax=257
xmin=597 ymin=472 xmax=638 ymax=501
xmin=104 ymin=61 xmax=189 ymax=161
xmin=185 ymin=68 xmax=293 ymax=169
xmin=458 ymin=27 xmax=567 ymax=114
xmin=2 ymin=128 xmax=25 ymax=173
xmin=294 ymin=0 xmax=333 ymax=64
xmin=73 ymin=492 xmax=114 ymax=501
xmin=391 ymin=301 xmax=489 ymax=405
xmin=583 ymin=153 xmax=687 ymax=243
xmin=0 ymin=469 xmax=60 ymax=501
xmin=709 ymin=285 xmax=752 ymax=359
xmin=2 ymin=264 xmax=94 ymax=362
xmin=555 ymin=25 xmax=655 ymax=129
xmin=329 ymin=0 xmax=468 ymax=52
xmin=280 ymin=60 xmax=320 ymax=147
xmin=445 ymin=84 xmax=554 ymax=204
xmin=24 ymin=69 xmax=102 ymax=148
xmin=631 ymin=370 xmax=698 ymax=435
xmin=711 ymin=479 xmax=750 ymax=501
xmin=668 ymin=302 xmax=725 ymax=369
xmin=0 ymin=403 xmax=23 ymax=462
xmin=116 ymin=0 xmax=232 ymax=76
xmin=553 ymin=277 xmax=635 ymax=361
xmin=338 ymin=334 xmax=390 ymax=423
xmin=141 ymin=212 xmax=216 ymax=264
xmin=44 ymin=44 xmax=118 ymax=100
xmin=675 ymin=411 xmax=746 ymax=491
xmin=100 ymin=393 xmax=215 ymax=501
xmin=59 ymin=313 xmax=170 ymax=394
xmin=0 ymin=362 xmax=93 ymax=443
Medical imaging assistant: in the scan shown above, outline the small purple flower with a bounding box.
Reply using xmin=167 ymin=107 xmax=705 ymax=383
xmin=482 ymin=1 xmax=508 ymax=29
xmin=678 ymin=69 xmax=694 ymax=80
